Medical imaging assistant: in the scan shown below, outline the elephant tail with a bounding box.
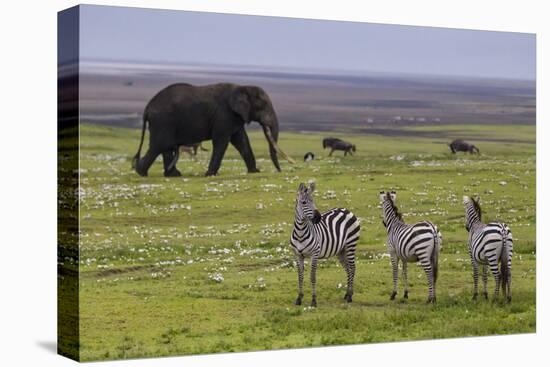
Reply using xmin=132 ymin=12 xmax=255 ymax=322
xmin=132 ymin=112 xmax=148 ymax=169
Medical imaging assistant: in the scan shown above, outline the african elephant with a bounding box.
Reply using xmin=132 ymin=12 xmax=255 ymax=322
xmin=322 ymin=137 xmax=356 ymax=156
xmin=449 ymin=139 xmax=479 ymax=154
xmin=132 ymin=83 xmax=294 ymax=177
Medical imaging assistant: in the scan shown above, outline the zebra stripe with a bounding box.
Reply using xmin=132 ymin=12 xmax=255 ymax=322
xmin=463 ymin=196 xmax=513 ymax=302
xmin=380 ymin=191 xmax=441 ymax=303
xmin=290 ymin=182 xmax=360 ymax=307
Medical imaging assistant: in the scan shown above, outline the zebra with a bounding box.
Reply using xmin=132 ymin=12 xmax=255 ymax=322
xmin=290 ymin=182 xmax=361 ymax=307
xmin=379 ymin=191 xmax=441 ymax=303
xmin=463 ymin=196 xmax=513 ymax=302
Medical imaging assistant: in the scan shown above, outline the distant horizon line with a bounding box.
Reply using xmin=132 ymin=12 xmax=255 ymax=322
xmin=75 ymin=58 xmax=536 ymax=83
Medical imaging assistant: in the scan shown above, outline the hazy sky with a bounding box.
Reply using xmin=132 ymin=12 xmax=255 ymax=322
xmin=78 ymin=5 xmax=536 ymax=80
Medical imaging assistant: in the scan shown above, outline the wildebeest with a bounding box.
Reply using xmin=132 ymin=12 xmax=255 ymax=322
xmin=303 ymin=152 xmax=315 ymax=162
xmin=322 ymin=137 xmax=356 ymax=156
xmin=449 ymin=139 xmax=479 ymax=154
xmin=179 ymin=142 xmax=208 ymax=157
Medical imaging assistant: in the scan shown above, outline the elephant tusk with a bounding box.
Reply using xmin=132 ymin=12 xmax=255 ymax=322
xmin=265 ymin=128 xmax=295 ymax=164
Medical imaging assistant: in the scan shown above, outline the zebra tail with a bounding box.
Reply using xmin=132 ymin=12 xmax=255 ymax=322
xmin=431 ymin=230 xmax=441 ymax=284
xmin=500 ymin=226 xmax=509 ymax=295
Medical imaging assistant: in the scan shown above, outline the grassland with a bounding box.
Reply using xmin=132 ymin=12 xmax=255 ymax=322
xmin=77 ymin=123 xmax=535 ymax=361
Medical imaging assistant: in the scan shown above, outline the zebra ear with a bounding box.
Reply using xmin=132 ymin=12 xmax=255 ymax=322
xmin=308 ymin=181 xmax=316 ymax=193
xmin=390 ymin=191 xmax=397 ymax=201
xmin=379 ymin=191 xmax=386 ymax=201
xmin=475 ymin=195 xmax=480 ymax=203
xmin=298 ymin=183 xmax=306 ymax=192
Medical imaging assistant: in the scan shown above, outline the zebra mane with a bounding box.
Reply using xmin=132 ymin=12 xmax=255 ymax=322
xmin=470 ymin=196 xmax=482 ymax=220
xmin=386 ymin=194 xmax=403 ymax=221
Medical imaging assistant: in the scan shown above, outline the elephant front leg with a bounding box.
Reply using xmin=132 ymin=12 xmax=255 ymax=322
xmin=230 ymin=128 xmax=259 ymax=173
xmin=205 ymin=137 xmax=230 ymax=176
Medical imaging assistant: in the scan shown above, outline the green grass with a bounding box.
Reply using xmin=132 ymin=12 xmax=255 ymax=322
xmin=77 ymin=123 xmax=536 ymax=361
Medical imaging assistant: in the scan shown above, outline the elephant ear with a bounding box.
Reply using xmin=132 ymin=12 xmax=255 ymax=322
xmin=229 ymin=87 xmax=251 ymax=123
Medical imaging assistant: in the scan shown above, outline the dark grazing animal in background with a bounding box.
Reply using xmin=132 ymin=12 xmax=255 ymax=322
xmin=290 ymin=182 xmax=360 ymax=307
xmin=322 ymin=137 xmax=356 ymax=156
xmin=303 ymin=152 xmax=315 ymax=162
xmin=379 ymin=191 xmax=441 ymax=303
xmin=132 ymin=83 xmax=294 ymax=177
xmin=463 ymin=196 xmax=513 ymax=302
xmin=449 ymin=139 xmax=480 ymax=154
xmin=179 ymin=142 xmax=208 ymax=157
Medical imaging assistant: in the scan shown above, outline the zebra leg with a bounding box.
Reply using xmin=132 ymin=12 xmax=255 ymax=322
xmin=471 ymin=256 xmax=479 ymax=300
xmin=489 ymin=260 xmax=501 ymax=301
xmin=503 ymin=236 xmax=513 ymax=303
xmin=346 ymin=253 xmax=356 ymax=303
xmin=337 ymin=254 xmax=351 ymax=301
xmin=420 ymin=257 xmax=435 ymax=303
xmin=295 ymin=255 xmax=305 ymax=305
xmin=310 ymin=256 xmax=318 ymax=307
xmin=390 ymin=254 xmax=399 ymax=300
xmin=506 ymin=269 xmax=512 ymax=303
xmin=344 ymin=247 xmax=356 ymax=303
xmin=482 ymin=264 xmax=488 ymax=299
xmin=506 ymin=242 xmax=513 ymax=303
xmin=402 ymin=261 xmax=409 ymax=299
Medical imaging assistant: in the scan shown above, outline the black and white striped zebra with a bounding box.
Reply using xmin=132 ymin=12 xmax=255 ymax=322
xmin=463 ymin=196 xmax=513 ymax=302
xmin=379 ymin=191 xmax=441 ymax=303
xmin=290 ymin=182 xmax=360 ymax=307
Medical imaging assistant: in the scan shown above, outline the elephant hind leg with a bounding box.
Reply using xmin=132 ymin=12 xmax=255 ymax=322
xmin=162 ymin=149 xmax=182 ymax=177
xmin=136 ymin=148 xmax=161 ymax=177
